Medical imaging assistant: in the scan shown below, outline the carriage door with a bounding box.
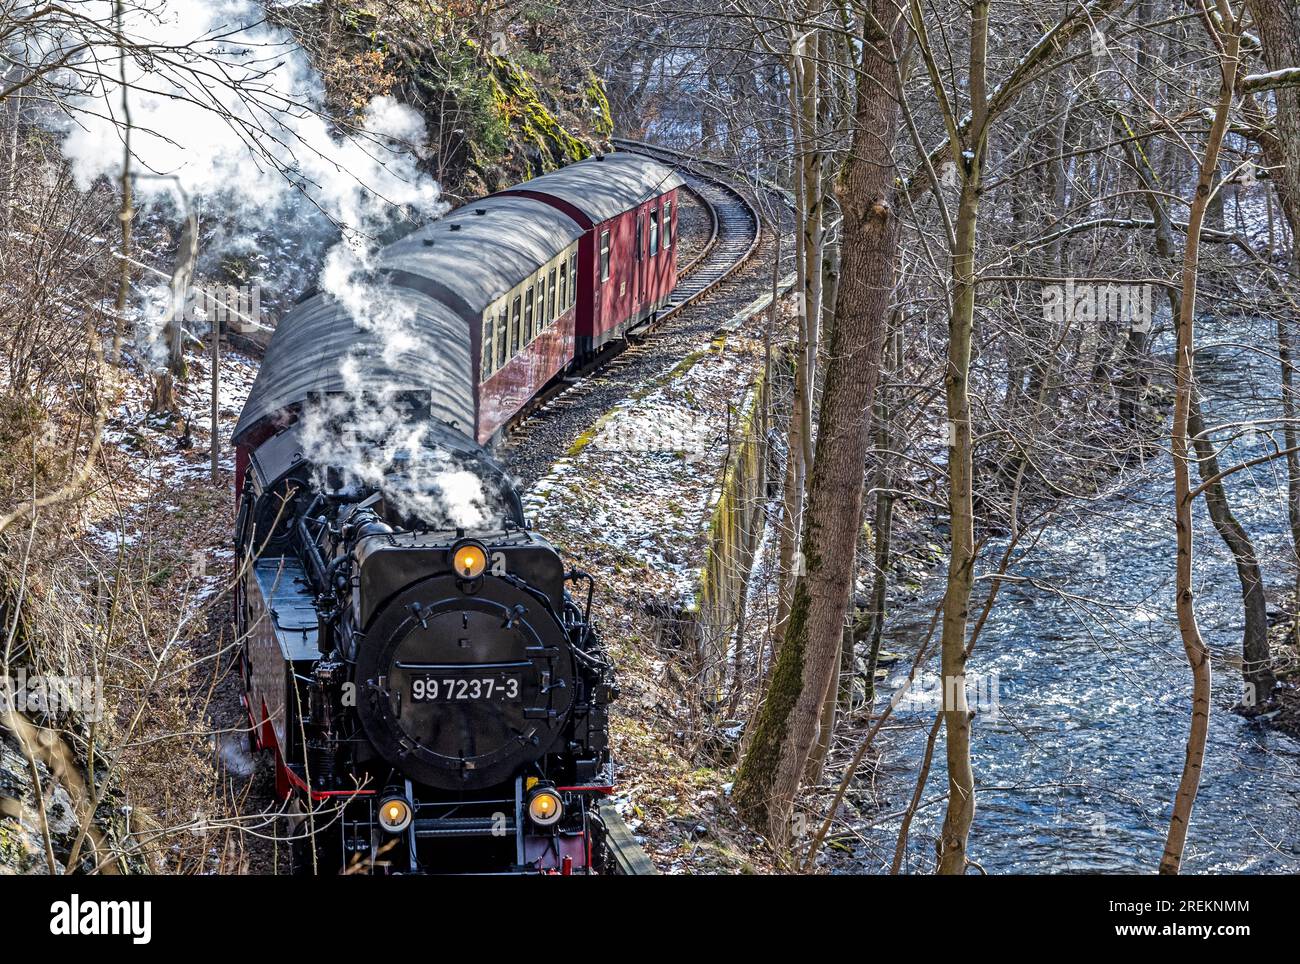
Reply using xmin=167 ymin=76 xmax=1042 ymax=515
xmin=634 ymin=211 xmax=645 ymax=318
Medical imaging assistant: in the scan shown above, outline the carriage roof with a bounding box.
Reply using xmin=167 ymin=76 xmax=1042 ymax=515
xmin=233 ymin=195 xmax=583 ymax=445
xmin=498 ymin=152 xmax=686 ymax=224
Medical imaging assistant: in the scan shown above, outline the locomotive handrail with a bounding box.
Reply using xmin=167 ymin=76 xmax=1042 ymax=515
xmin=566 ymin=568 xmax=597 ymax=625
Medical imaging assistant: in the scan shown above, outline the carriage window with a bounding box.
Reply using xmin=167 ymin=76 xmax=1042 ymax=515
xmin=496 ymin=309 xmax=508 ymax=368
xmin=649 ymin=209 xmax=660 ymax=256
xmin=511 ymin=296 xmax=521 ymax=355
xmin=664 ymin=200 xmax=673 ymax=248
xmin=548 ymin=267 xmax=557 ymax=321
xmin=481 ymin=315 xmax=494 ymax=377
xmin=523 ymin=288 xmax=534 ymax=343
xmin=635 ymin=216 xmax=643 ymax=261
xmin=559 ymin=262 xmax=568 ymax=312
xmin=535 ymin=276 xmax=545 ymax=330
xmin=599 ymin=231 xmax=611 ymax=282
xmin=570 ymin=252 xmax=578 ymax=304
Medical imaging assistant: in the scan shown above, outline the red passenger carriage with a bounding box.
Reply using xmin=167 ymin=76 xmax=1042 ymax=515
xmin=500 ymin=152 xmax=684 ymax=358
xmin=235 ymin=151 xmax=683 ymax=470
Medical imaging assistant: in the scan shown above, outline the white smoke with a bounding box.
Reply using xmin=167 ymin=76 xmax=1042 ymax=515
xmin=433 ymin=469 xmax=494 ymax=527
xmin=296 ymin=380 xmax=495 ymax=530
xmin=54 ymin=2 xmax=436 ymax=215
xmin=45 ymin=0 xmax=494 ymax=528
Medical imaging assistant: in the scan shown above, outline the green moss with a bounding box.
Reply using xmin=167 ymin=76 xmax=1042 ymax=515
xmin=319 ymin=3 xmax=609 ymax=195
xmin=702 ymin=353 xmax=802 ymax=835
xmin=489 ymin=55 xmax=591 ymax=175
xmin=733 ymin=581 xmax=810 ymax=832
xmin=566 ymin=417 xmax=610 ymax=458
xmin=585 ymin=71 xmax=614 ymax=139
xmin=0 ymin=819 xmax=29 ymax=871
xmin=339 ymin=6 xmax=379 ymax=35
xmin=693 ymin=352 xmax=776 ymax=614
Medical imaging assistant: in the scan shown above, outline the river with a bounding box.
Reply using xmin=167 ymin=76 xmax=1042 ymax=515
xmin=867 ymin=317 xmax=1300 ymax=874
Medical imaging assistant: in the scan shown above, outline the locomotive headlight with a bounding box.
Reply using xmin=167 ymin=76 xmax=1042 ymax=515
xmin=451 ymin=540 xmax=488 ymax=580
xmin=378 ymin=795 xmax=413 ymax=834
xmin=527 ymin=788 xmax=564 ymax=827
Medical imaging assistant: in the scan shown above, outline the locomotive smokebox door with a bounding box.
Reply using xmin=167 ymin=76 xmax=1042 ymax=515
xmin=353 ymin=539 xmax=576 ymax=791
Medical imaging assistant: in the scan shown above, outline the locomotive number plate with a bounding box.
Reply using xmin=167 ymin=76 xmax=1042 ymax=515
xmin=410 ymin=674 xmax=521 ymax=703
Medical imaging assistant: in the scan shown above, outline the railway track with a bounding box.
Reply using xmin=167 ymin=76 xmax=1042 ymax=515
xmin=503 ymin=143 xmax=785 ymax=872
xmin=495 ymin=142 xmax=769 ymax=874
xmin=612 ymin=138 xmax=761 ymax=328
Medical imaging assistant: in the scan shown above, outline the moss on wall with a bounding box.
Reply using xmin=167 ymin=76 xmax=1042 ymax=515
xmin=489 ymin=55 xmax=591 ymax=176
xmin=295 ymin=3 xmax=613 ymax=195
xmin=585 ymin=70 xmax=614 ymax=139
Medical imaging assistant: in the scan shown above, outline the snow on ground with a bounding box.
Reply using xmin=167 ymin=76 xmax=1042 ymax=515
xmin=81 ymin=344 xmax=258 ymax=614
xmin=525 ymin=342 xmax=758 ymax=606
xmin=522 ymin=322 xmax=778 ymax=872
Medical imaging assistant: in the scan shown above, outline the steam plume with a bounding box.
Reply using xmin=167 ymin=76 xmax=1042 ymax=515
xmin=46 ymin=0 xmax=495 ymax=528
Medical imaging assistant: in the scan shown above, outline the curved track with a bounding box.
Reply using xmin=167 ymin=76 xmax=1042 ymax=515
xmin=614 ymin=138 xmax=760 ymax=331
xmin=500 ymin=142 xmax=765 ymax=476
xmin=525 ymin=141 xmax=766 ymax=874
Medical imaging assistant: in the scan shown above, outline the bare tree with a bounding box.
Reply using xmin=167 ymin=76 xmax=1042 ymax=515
xmin=1160 ymin=0 xmax=1243 ymax=877
xmin=734 ymin=0 xmax=906 ymax=845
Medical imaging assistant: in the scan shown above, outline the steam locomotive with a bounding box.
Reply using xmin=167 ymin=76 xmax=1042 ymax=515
xmin=230 ymin=153 xmax=682 ymax=873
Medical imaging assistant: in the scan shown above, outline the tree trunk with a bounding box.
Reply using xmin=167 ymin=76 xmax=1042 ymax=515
xmin=773 ymin=36 xmax=811 ymax=648
xmin=935 ymin=170 xmax=981 ymax=875
xmin=1160 ymin=2 xmax=1240 ymax=876
xmin=1246 ymin=2 xmax=1300 ymax=227
xmin=805 ymin=503 xmax=873 ymax=785
xmin=1278 ymin=305 xmax=1300 ymax=648
xmin=733 ymin=4 xmax=904 ymax=845
xmin=1245 ymin=0 xmax=1300 ymax=646
xmin=928 ymin=0 xmax=995 ymax=873
xmin=164 ymin=212 xmax=198 ymax=378
xmin=1187 ymin=393 xmax=1274 ymax=705
xmin=861 ymin=332 xmax=900 ymax=706
xmin=148 ymin=370 xmax=179 ymax=419
xmin=1122 ymin=101 xmax=1274 ymax=711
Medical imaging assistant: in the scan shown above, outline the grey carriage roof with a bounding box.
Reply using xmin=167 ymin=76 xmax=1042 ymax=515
xmin=498 ymin=152 xmax=686 ymax=225
xmin=232 ymin=287 xmax=475 ymax=444
xmin=381 ymin=195 xmax=584 ymax=319
xmin=232 ymin=195 xmax=583 ymax=445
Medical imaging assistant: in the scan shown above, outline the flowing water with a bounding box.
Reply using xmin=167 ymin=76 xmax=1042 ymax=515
xmin=866 ymin=317 xmax=1300 ymax=874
